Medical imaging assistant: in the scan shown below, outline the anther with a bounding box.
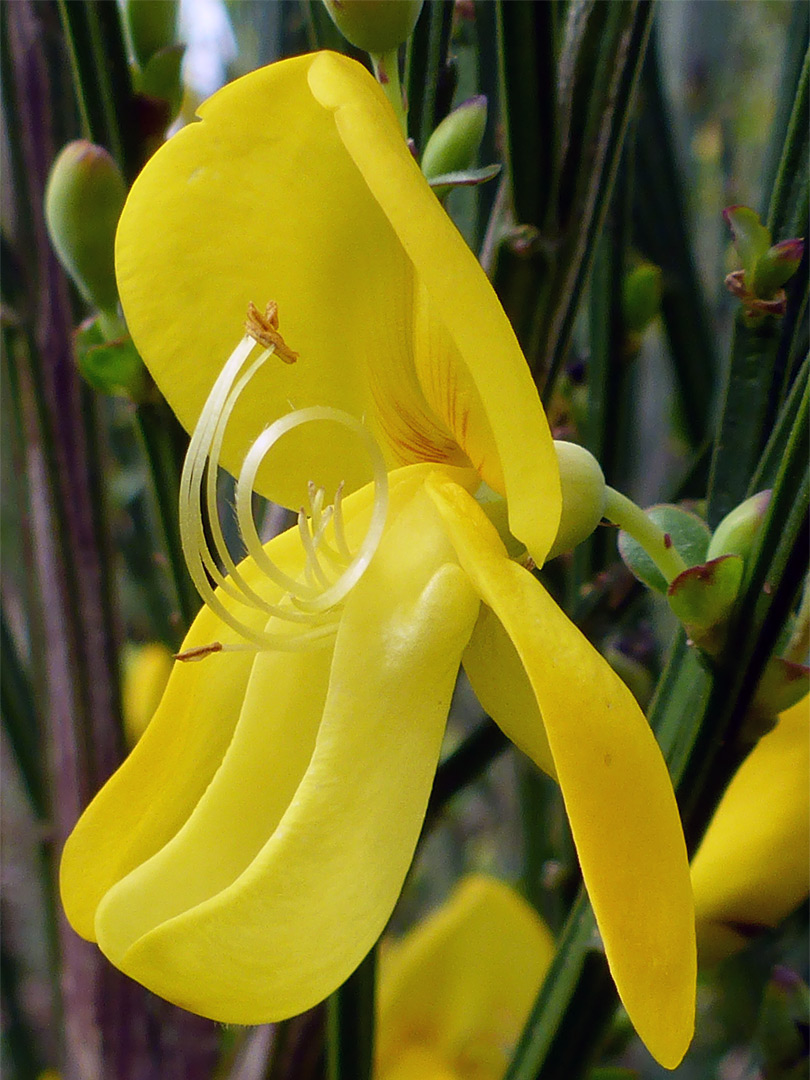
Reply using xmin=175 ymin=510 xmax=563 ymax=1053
xmin=245 ymin=300 xmax=299 ymax=363
xmin=175 ymin=641 xmax=224 ymax=662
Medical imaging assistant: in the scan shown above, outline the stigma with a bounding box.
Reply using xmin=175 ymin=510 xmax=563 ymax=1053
xmin=177 ymin=303 xmax=388 ymax=657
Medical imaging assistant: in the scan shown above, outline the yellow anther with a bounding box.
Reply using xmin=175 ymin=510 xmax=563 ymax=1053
xmin=245 ymin=300 xmax=299 ymax=363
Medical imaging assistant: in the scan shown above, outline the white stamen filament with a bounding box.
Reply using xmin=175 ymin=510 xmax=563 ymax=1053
xmin=179 ymin=333 xmax=389 ymax=652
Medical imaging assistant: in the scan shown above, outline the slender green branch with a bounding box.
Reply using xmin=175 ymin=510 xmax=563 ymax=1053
xmin=135 ymin=400 xmax=198 ymax=640
xmin=327 ymin=947 xmax=376 ymax=1080
xmin=602 ymin=487 xmax=688 ymax=584
xmin=371 ymin=49 xmax=407 ymax=136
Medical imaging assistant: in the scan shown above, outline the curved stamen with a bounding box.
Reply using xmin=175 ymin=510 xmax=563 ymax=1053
xmin=236 ymin=406 xmax=388 ymax=616
xmin=178 ymin=313 xmax=389 ymax=654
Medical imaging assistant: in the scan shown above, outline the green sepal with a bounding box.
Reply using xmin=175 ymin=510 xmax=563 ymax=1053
xmin=724 ymin=205 xmax=772 ymax=284
xmin=618 ymin=505 xmax=711 ymax=594
xmin=74 ymin=316 xmax=150 ymax=401
xmin=753 ymin=657 xmax=810 ymax=716
xmin=136 ymin=44 xmax=185 ymax=118
xmin=666 ymin=554 xmax=744 ymax=653
xmin=427 ymin=164 xmax=501 ymax=201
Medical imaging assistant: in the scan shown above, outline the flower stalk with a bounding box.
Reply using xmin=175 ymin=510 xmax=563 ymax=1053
xmin=603 ymin=486 xmax=689 ymax=584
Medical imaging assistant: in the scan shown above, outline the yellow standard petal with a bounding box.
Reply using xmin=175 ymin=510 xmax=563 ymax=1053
xmin=91 ymin=484 xmax=479 ymax=1023
xmin=377 ymin=875 xmax=554 ymax=1080
xmin=117 ymin=52 xmax=560 ymax=560
xmin=424 ymin=473 xmax=696 ymax=1070
xmin=691 ymin=696 xmax=810 ymax=964
xmin=307 ymin=52 xmax=560 ymax=565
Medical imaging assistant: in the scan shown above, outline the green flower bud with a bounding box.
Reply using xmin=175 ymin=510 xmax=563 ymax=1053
xmin=322 ymin=0 xmax=423 ymax=54
xmin=44 ymin=141 xmax=126 ymax=314
xmin=421 ymin=96 xmax=488 ymax=184
xmin=124 ymin=0 xmax=179 ymax=70
xmin=706 ymin=489 xmax=771 ymax=562
xmin=546 ymin=441 xmax=606 ymax=561
xmin=622 ymin=262 xmax=662 ymax=336
xmin=753 ymin=237 xmax=805 ymax=299
xmin=723 ymin=205 xmax=771 ymax=284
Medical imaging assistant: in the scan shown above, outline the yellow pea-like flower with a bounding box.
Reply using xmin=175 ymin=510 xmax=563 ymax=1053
xmin=376 ymin=875 xmax=554 ymax=1080
xmin=692 ymin=696 xmax=810 ymax=964
xmin=60 ymin=52 xmax=695 ymax=1068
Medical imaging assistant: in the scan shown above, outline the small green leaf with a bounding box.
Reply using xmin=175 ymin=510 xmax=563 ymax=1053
xmin=618 ymin=505 xmax=711 ymax=594
xmin=667 ymin=554 xmax=744 ymax=651
xmin=427 ymin=163 xmax=501 ymax=200
xmin=723 ymin=205 xmax=772 ymax=284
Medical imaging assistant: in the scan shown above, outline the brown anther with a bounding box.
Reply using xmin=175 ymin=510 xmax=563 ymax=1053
xmin=174 ymin=641 xmax=224 ymax=662
xmin=245 ymin=301 xmax=299 ymax=363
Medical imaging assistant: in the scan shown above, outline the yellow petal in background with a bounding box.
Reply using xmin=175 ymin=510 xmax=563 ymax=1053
xmin=307 ymin=52 xmax=561 ymax=566
xmin=121 ymin=642 xmax=174 ymax=747
xmin=377 ymin=875 xmax=554 ymax=1080
xmin=691 ymin=696 xmax=810 ymax=965
xmin=425 ymin=473 xmax=696 ymax=1070
xmin=93 ymin=487 xmax=479 ymax=1023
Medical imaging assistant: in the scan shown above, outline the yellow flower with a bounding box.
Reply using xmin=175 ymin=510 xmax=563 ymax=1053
xmin=60 ymin=52 xmax=695 ymax=1067
xmin=691 ymin=696 xmax=810 ymax=965
xmin=376 ymin=875 xmax=554 ymax=1080
xmin=121 ymin=642 xmax=174 ymax=747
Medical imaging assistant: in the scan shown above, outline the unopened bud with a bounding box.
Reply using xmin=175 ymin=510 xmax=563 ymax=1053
xmin=723 ymin=205 xmax=771 ymax=283
xmin=124 ymin=0 xmax=179 ymax=70
xmin=706 ymin=490 xmax=771 ymax=562
xmin=754 ymin=237 xmax=805 ymax=299
xmin=323 ymin=0 xmax=423 ymax=54
xmin=421 ymin=96 xmax=487 ymax=188
xmin=622 ymin=262 xmax=662 ymax=337
xmin=546 ymin=442 xmax=606 ymax=561
xmin=45 ymin=141 xmax=126 ymax=314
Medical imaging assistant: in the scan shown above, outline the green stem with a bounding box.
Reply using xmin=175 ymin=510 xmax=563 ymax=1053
xmin=503 ymin=892 xmax=614 ymax=1080
xmin=370 ymin=49 xmax=407 ymax=136
xmin=135 ymin=400 xmax=198 ymax=640
xmin=602 ymin=487 xmax=688 ymax=584
xmin=784 ymin=573 xmax=809 ymax=663
xmin=327 ymin=947 xmax=376 ymax=1080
